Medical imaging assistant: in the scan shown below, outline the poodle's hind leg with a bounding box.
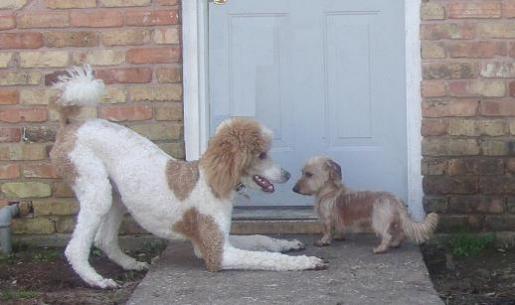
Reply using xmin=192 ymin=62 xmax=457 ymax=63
xmin=64 ymin=157 xmax=118 ymax=289
xmin=94 ymin=196 xmax=149 ymax=271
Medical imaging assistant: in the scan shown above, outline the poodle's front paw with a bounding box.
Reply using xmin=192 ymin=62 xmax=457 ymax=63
xmin=307 ymin=256 xmax=328 ymax=270
xmin=282 ymin=239 xmax=305 ymax=252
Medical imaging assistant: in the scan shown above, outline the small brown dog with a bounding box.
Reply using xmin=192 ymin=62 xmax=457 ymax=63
xmin=293 ymin=156 xmax=438 ymax=253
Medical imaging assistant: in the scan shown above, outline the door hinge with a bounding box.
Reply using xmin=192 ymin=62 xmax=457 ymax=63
xmin=209 ymin=0 xmax=228 ymax=5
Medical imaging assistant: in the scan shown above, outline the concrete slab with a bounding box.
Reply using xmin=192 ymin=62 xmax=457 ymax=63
xmin=127 ymin=235 xmax=443 ymax=305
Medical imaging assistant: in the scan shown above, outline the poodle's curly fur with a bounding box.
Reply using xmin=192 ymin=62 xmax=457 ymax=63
xmin=49 ymin=66 xmax=326 ymax=288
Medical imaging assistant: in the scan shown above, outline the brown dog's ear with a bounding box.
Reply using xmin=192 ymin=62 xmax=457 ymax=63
xmin=325 ymin=159 xmax=342 ymax=182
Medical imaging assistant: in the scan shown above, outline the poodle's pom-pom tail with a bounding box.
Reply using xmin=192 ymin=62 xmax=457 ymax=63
xmin=53 ymin=65 xmax=105 ymax=107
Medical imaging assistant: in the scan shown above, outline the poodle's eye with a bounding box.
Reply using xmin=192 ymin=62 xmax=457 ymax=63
xmin=304 ymin=172 xmax=313 ymax=178
xmin=258 ymin=152 xmax=267 ymax=160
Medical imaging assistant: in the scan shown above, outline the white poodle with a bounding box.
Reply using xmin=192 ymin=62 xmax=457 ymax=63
xmin=50 ymin=65 xmax=326 ymax=289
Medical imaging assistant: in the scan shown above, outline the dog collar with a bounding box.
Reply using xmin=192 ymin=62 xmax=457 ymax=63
xmin=235 ymin=183 xmax=250 ymax=200
xmin=235 ymin=183 xmax=245 ymax=192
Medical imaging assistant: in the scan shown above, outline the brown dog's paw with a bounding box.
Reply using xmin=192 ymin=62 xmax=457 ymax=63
xmin=314 ymin=240 xmax=330 ymax=247
xmin=333 ymin=235 xmax=346 ymax=241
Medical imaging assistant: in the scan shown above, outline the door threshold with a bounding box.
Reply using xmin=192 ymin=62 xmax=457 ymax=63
xmin=232 ymin=206 xmax=316 ymax=220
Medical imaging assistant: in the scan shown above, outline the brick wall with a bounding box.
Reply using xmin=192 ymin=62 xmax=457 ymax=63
xmin=3 ymin=0 xmax=515 ymax=236
xmin=0 ymin=0 xmax=183 ymax=235
xmin=421 ymin=1 xmax=515 ymax=232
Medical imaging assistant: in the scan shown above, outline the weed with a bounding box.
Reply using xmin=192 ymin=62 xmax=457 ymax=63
xmin=449 ymin=233 xmax=495 ymax=257
xmin=1 ymin=290 xmax=39 ymax=301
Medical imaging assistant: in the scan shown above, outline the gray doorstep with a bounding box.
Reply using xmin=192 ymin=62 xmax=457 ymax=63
xmin=127 ymin=235 xmax=444 ymax=305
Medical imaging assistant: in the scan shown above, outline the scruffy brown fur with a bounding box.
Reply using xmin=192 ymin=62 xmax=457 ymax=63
xmin=293 ymin=156 xmax=439 ymax=254
xmin=200 ymin=119 xmax=271 ymax=199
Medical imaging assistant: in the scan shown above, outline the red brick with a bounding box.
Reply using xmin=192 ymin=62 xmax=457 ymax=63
xmin=0 ymin=164 xmax=20 ymax=179
xmin=71 ymin=11 xmax=123 ymax=28
xmin=508 ymin=159 xmax=515 ymax=174
xmin=422 ymin=99 xmax=478 ymax=117
xmin=0 ymin=89 xmax=18 ymax=105
xmin=127 ymin=47 xmax=181 ymax=64
xmin=423 ymin=62 xmax=477 ymax=80
xmin=421 ymin=119 xmax=448 ymax=136
xmin=0 ymin=128 xmax=21 ymax=143
xmin=99 ymin=105 xmax=153 ymax=122
xmin=0 ymin=15 xmax=15 ymax=31
xmin=96 ymin=68 xmax=152 ymax=84
xmin=422 ymin=81 xmax=446 ymax=97
xmin=506 ymin=1 xmax=515 ymax=18
xmin=510 ymin=81 xmax=515 ymax=97
xmin=43 ymin=32 xmax=98 ymax=48
xmin=485 ymin=215 xmax=515 ymax=231
xmin=448 ymin=2 xmax=502 ymax=19
xmin=22 ymin=163 xmax=59 ymax=178
xmin=481 ymin=177 xmax=506 ymax=194
xmin=156 ymin=67 xmax=182 ymax=83
xmin=421 ymin=24 xmax=475 ymax=40
xmin=17 ymin=12 xmax=69 ymax=29
xmin=423 ymin=176 xmax=478 ymax=195
xmin=448 ymin=41 xmax=507 ymax=58
xmin=125 ymin=10 xmax=179 ymax=26
xmin=0 ymin=33 xmax=44 ymax=49
xmin=54 ymin=182 xmax=74 ymax=198
xmin=45 ymin=0 xmax=96 ymax=9
xmin=449 ymin=80 xmax=505 ymax=97
xmin=0 ymin=108 xmax=47 ymax=123
xmin=481 ymin=100 xmax=515 ymax=116
xmin=449 ymin=196 xmax=504 ymax=214
xmin=158 ymin=0 xmax=178 ymax=5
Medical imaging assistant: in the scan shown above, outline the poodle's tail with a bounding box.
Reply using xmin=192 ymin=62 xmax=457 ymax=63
xmin=52 ymin=65 xmax=105 ymax=127
xmin=400 ymin=210 xmax=439 ymax=244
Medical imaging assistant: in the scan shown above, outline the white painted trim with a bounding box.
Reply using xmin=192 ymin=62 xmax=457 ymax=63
xmin=405 ymin=0 xmax=424 ymax=221
xmin=182 ymin=1 xmax=424 ymax=219
xmin=183 ymin=0 xmax=209 ymax=161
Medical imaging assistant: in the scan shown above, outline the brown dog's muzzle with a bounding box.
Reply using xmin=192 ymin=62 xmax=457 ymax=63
xmin=292 ymin=183 xmax=301 ymax=194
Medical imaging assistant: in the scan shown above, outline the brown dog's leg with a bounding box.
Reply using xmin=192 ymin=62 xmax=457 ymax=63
xmin=333 ymin=223 xmax=345 ymax=240
xmin=373 ymin=232 xmax=392 ymax=254
xmin=389 ymin=231 xmax=405 ymax=248
xmin=315 ymin=220 xmax=333 ymax=247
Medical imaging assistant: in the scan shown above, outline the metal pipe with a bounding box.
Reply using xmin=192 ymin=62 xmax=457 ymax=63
xmin=0 ymin=202 xmax=31 ymax=255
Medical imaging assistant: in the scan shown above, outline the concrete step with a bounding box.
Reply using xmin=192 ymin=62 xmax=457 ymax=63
xmin=128 ymin=235 xmax=444 ymax=305
xmin=231 ymin=219 xmax=322 ymax=235
xmin=231 ymin=206 xmax=322 ymax=234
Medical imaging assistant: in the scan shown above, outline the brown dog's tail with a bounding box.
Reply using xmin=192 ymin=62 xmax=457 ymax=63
xmin=52 ymin=65 xmax=105 ymax=127
xmin=400 ymin=210 xmax=438 ymax=244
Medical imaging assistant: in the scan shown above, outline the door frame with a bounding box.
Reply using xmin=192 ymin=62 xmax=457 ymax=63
xmin=182 ymin=0 xmax=424 ymax=220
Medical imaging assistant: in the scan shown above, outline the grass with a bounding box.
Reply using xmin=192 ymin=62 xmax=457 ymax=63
xmin=0 ymin=242 xmax=61 ymax=265
xmin=449 ymin=232 xmax=495 ymax=257
xmin=1 ymin=290 xmax=39 ymax=301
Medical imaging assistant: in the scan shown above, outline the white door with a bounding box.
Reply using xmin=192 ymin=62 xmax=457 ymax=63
xmin=209 ymin=0 xmax=407 ymax=206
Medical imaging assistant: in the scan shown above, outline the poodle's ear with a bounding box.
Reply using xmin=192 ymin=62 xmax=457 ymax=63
xmin=325 ymin=159 xmax=342 ymax=182
xmin=200 ymin=137 xmax=250 ymax=199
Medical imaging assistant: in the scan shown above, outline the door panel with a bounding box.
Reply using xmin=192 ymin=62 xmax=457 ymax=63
xmin=209 ymin=0 xmax=406 ymax=206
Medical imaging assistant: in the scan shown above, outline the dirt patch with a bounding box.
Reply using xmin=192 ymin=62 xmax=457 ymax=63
xmin=0 ymin=242 xmax=166 ymax=305
xmin=422 ymin=242 xmax=515 ymax=305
